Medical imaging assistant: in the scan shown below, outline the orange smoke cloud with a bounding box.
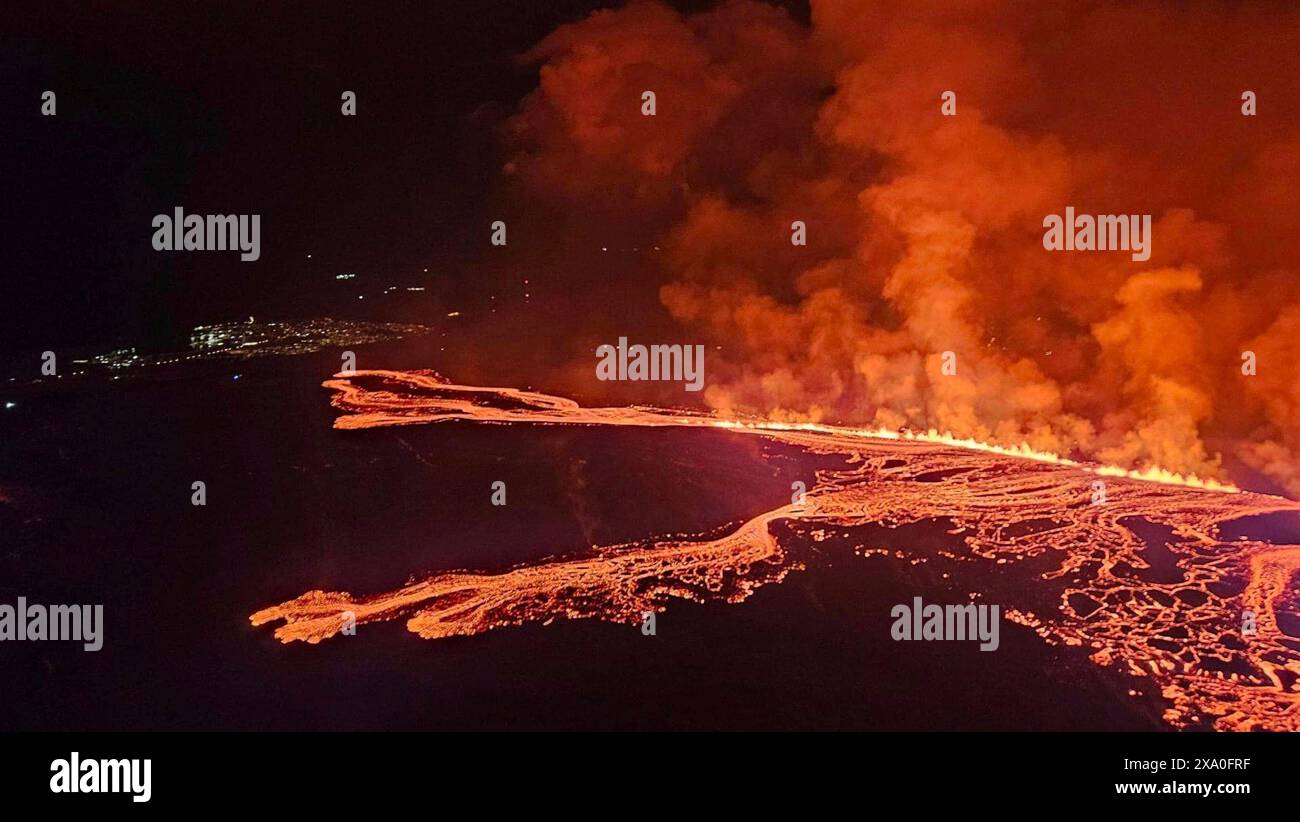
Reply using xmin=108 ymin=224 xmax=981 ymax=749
xmin=504 ymin=0 xmax=1300 ymax=494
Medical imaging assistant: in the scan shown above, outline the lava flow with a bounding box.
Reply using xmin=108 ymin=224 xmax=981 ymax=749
xmin=251 ymin=370 xmax=1300 ymax=731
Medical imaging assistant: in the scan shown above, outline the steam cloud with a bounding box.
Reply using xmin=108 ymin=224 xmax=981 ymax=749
xmin=502 ymin=0 xmax=1300 ymax=493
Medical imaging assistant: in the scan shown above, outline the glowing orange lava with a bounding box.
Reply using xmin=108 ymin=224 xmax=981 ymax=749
xmin=251 ymin=370 xmax=1300 ymax=730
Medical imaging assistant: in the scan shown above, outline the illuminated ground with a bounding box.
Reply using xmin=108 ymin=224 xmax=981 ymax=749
xmin=252 ymin=370 xmax=1300 ymax=731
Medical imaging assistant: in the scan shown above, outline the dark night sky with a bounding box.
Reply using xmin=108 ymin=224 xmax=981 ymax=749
xmin=2 ymin=1 xmax=808 ymax=354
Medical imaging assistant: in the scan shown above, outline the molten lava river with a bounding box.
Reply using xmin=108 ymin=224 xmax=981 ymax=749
xmin=251 ymin=370 xmax=1300 ymax=731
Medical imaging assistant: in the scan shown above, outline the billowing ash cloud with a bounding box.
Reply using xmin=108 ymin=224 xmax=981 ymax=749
xmin=502 ymin=0 xmax=1300 ymax=493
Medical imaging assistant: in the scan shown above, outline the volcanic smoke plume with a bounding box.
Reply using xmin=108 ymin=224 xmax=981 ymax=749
xmin=500 ymin=0 xmax=1300 ymax=495
xmin=251 ymin=371 xmax=1300 ymax=731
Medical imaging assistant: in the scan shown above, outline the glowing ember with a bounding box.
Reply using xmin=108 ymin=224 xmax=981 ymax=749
xmin=252 ymin=370 xmax=1300 ymax=730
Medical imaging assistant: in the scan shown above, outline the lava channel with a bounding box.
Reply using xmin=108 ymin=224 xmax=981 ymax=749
xmin=250 ymin=370 xmax=1300 ymax=731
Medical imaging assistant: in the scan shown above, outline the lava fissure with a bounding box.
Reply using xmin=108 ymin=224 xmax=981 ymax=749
xmin=251 ymin=370 xmax=1300 ymax=731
